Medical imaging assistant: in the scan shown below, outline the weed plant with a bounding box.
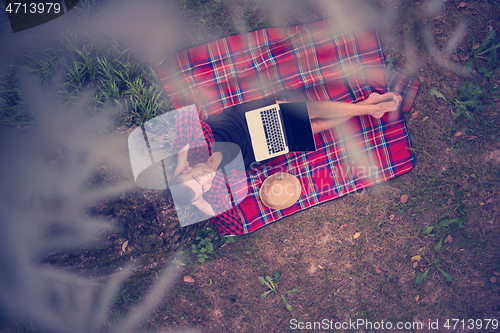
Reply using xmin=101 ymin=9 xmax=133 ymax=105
xmin=258 ymin=272 xmax=300 ymax=312
xmin=191 ymin=226 xmax=235 ymax=263
xmin=1 ymin=30 xmax=173 ymax=129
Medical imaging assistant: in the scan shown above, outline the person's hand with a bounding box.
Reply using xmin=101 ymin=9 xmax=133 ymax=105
xmin=173 ymin=159 xmax=190 ymax=177
xmin=359 ymin=92 xmax=402 ymax=119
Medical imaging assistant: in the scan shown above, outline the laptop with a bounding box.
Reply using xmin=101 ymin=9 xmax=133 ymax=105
xmin=245 ymin=102 xmax=316 ymax=162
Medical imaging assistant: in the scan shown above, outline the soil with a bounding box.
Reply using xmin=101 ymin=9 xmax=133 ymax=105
xmin=3 ymin=1 xmax=500 ymax=333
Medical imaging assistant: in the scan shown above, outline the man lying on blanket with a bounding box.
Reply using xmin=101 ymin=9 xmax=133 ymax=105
xmin=169 ymin=92 xmax=402 ymax=217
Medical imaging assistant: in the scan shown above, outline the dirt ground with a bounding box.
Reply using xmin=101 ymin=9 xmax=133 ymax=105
xmin=3 ymin=0 xmax=500 ymax=332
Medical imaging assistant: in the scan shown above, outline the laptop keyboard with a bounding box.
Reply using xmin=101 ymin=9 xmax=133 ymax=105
xmin=261 ymin=108 xmax=286 ymax=154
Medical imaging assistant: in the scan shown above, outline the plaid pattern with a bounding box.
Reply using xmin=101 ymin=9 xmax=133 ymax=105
xmin=160 ymin=18 xmax=420 ymax=236
xmin=174 ymin=107 xmax=245 ymax=235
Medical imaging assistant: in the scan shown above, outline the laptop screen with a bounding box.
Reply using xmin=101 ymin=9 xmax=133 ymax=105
xmin=279 ymin=102 xmax=316 ymax=152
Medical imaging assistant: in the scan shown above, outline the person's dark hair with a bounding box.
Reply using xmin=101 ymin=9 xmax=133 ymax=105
xmin=168 ymin=178 xmax=196 ymax=205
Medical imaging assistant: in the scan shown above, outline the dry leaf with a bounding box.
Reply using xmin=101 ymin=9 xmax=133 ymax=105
xmin=450 ymin=189 xmax=455 ymax=196
xmin=221 ymin=271 xmax=227 ymax=277
xmin=353 ymin=232 xmax=361 ymax=239
xmin=474 ymin=42 xmax=480 ymax=49
xmin=413 ymin=261 xmax=419 ymax=269
xmin=400 ymin=194 xmax=409 ymax=204
xmin=418 ymin=75 xmax=425 ymax=83
xmin=411 ymin=255 xmax=422 ymax=261
xmin=480 ymin=202 xmax=485 ymax=206
xmin=373 ymin=265 xmax=382 ymax=274
xmin=458 ymin=2 xmax=466 ymax=8
xmin=183 ymin=276 xmax=195 ymax=283
xmin=454 ymin=131 xmax=462 ymax=137
xmin=474 ymin=271 xmax=479 ymax=277
xmin=423 ymin=116 xmax=429 ymax=121
xmin=494 ymin=271 xmax=500 ymax=276
xmin=121 ymin=240 xmax=128 ymax=252
xmin=415 ymin=295 xmax=420 ymax=302
xmin=451 ymin=54 xmax=460 ymax=62
xmin=494 ymin=205 xmax=498 ymax=211
xmin=410 ymin=111 xmax=419 ymax=120
xmin=490 ymin=277 xmax=497 ymax=283
xmin=447 ymin=235 xmax=453 ymax=243
xmin=389 ymin=214 xmax=395 ymax=220
xmin=486 ymin=197 xmax=493 ymax=204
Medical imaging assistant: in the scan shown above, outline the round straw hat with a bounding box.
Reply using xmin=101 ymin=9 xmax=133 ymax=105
xmin=259 ymin=172 xmax=301 ymax=210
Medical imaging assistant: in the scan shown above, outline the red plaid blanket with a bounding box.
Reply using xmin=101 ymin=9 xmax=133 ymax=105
xmin=158 ymin=17 xmax=420 ymax=235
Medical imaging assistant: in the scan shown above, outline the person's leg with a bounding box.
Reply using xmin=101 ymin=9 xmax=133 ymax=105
xmin=306 ymin=92 xmax=402 ymax=120
xmin=311 ymin=117 xmax=352 ymax=134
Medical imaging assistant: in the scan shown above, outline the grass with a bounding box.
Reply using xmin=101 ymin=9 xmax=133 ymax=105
xmin=2 ymin=28 xmax=172 ymax=129
xmin=1 ymin=0 xmax=500 ymax=332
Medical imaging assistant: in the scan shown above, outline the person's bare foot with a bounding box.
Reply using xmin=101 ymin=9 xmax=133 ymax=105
xmin=359 ymin=92 xmax=402 ymax=119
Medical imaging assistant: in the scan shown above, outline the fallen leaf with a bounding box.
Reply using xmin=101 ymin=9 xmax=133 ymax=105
xmin=494 ymin=205 xmax=498 ymax=211
xmin=121 ymin=240 xmax=128 ymax=252
xmin=353 ymin=232 xmax=361 ymax=239
xmin=389 ymin=214 xmax=395 ymax=220
xmin=474 ymin=271 xmax=478 ymax=277
xmin=451 ymin=54 xmax=460 ymax=62
xmin=480 ymin=202 xmax=485 ymax=206
xmin=423 ymin=116 xmax=429 ymax=121
xmin=411 ymin=255 xmax=422 ymax=261
xmin=494 ymin=271 xmax=500 ymax=276
xmin=400 ymin=194 xmax=409 ymax=204
xmin=221 ymin=271 xmax=227 ymax=276
xmin=184 ymin=276 xmax=195 ymax=283
xmin=450 ymin=189 xmax=455 ymax=196
xmin=490 ymin=276 xmax=497 ymax=283
xmin=454 ymin=131 xmax=462 ymax=137
xmin=447 ymin=235 xmax=453 ymax=243
xmin=486 ymin=197 xmax=493 ymax=204
xmin=458 ymin=2 xmax=466 ymax=8
xmin=419 ymin=75 xmax=425 ymax=83
xmin=415 ymin=295 xmax=420 ymax=302
xmin=473 ymin=42 xmax=480 ymax=49
xmin=373 ymin=265 xmax=382 ymax=274
xmin=413 ymin=261 xmax=419 ymax=269
xmin=410 ymin=111 xmax=419 ymax=120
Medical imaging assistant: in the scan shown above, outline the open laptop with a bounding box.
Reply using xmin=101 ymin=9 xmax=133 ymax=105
xmin=245 ymin=102 xmax=316 ymax=162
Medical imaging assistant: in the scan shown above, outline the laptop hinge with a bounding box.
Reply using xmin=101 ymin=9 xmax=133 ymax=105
xmin=277 ymin=104 xmax=289 ymax=148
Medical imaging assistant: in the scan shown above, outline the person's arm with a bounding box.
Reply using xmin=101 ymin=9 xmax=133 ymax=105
xmin=173 ymin=143 xmax=190 ymax=177
xmin=173 ymin=105 xmax=215 ymax=175
xmin=192 ymin=196 xmax=215 ymax=216
xmin=207 ymin=151 xmax=223 ymax=171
